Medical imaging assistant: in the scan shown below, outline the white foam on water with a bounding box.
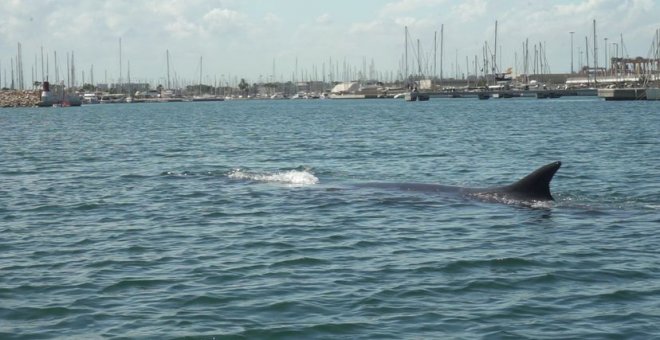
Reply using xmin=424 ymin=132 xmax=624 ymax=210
xmin=469 ymin=192 xmax=554 ymax=208
xmin=228 ymin=169 xmax=319 ymax=186
xmin=528 ymin=200 xmax=554 ymax=209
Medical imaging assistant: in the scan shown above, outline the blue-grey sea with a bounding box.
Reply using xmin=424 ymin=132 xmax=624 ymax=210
xmin=1 ymin=97 xmax=659 ymax=339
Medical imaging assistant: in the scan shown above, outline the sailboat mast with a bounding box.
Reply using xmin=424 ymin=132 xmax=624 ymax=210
xmin=522 ymin=41 xmax=526 ymax=82
xmin=434 ymin=31 xmax=437 ymax=78
xmin=474 ymin=55 xmax=478 ymax=83
xmin=440 ymin=24 xmax=444 ymax=83
xmin=585 ymin=36 xmax=590 ymax=86
xmin=66 ymin=52 xmax=70 ymax=88
xmin=417 ymin=39 xmax=421 ymax=76
xmin=119 ymin=37 xmax=122 ymax=90
xmin=40 ymin=45 xmax=44 ymax=81
xmin=493 ymin=20 xmax=498 ymax=74
xmin=71 ymin=51 xmax=75 ymax=88
xmin=593 ymin=19 xmax=598 ymax=84
xmin=166 ymin=49 xmax=171 ymax=90
xmin=127 ymin=60 xmax=131 ymax=96
xmin=455 ymin=49 xmax=458 ymax=79
xmin=54 ymin=51 xmax=58 ymax=83
xmin=465 ymin=56 xmax=469 ymax=85
xmin=404 ymin=26 xmax=408 ymax=80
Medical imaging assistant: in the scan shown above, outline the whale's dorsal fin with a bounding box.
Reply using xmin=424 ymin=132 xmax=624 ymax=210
xmin=502 ymin=161 xmax=561 ymax=201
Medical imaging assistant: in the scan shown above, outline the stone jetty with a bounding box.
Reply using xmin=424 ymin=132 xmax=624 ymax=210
xmin=0 ymin=90 xmax=41 ymax=108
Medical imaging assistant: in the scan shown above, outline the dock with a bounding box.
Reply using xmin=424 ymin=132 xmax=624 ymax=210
xmin=597 ymin=88 xmax=660 ymax=100
xmin=424 ymin=89 xmax=596 ymax=99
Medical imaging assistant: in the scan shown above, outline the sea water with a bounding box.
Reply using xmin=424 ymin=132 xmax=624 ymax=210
xmin=1 ymin=97 xmax=659 ymax=338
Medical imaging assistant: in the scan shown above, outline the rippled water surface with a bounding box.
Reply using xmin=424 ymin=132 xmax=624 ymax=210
xmin=1 ymin=98 xmax=659 ymax=338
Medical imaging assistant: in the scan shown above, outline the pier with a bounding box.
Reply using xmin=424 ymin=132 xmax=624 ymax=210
xmin=597 ymin=88 xmax=647 ymax=100
xmin=423 ymin=89 xmax=596 ymax=99
xmin=598 ymin=87 xmax=660 ymax=100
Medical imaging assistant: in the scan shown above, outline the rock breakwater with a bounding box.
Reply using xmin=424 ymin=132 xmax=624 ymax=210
xmin=0 ymin=90 xmax=41 ymax=108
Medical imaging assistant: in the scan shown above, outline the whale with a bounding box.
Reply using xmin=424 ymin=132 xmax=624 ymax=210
xmin=357 ymin=161 xmax=562 ymax=204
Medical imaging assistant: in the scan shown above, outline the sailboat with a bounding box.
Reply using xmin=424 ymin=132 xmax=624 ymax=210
xmin=191 ymin=56 xmax=224 ymax=102
xmin=495 ymin=67 xmax=513 ymax=82
xmin=402 ymin=26 xmax=430 ymax=102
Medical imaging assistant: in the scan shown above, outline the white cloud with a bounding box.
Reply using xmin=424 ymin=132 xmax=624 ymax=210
xmin=165 ymin=18 xmax=201 ymax=39
xmin=315 ymin=13 xmax=332 ymax=25
xmin=203 ymin=8 xmax=247 ymax=34
xmin=147 ymin=0 xmax=191 ymax=16
xmin=263 ymin=13 xmax=282 ymax=25
xmin=555 ymin=0 xmax=605 ymax=15
xmin=451 ymin=0 xmax=487 ymax=22
xmin=349 ymin=20 xmax=384 ymax=34
xmin=380 ymin=0 xmax=448 ymax=17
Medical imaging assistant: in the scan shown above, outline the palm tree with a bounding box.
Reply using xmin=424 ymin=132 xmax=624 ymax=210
xmin=238 ymin=78 xmax=249 ymax=96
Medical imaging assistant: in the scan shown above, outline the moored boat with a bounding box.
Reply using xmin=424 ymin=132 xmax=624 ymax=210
xmin=38 ymin=81 xmax=82 ymax=107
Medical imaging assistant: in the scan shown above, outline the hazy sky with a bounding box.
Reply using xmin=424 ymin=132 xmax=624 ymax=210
xmin=1 ymin=0 xmax=658 ymax=85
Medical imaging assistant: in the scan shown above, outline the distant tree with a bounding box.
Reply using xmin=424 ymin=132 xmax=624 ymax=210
xmin=238 ymin=78 xmax=249 ymax=95
xmin=81 ymin=83 xmax=95 ymax=92
xmin=264 ymin=82 xmax=278 ymax=96
xmin=184 ymin=84 xmax=214 ymax=95
xmin=282 ymin=81 xmax=297 ymax=96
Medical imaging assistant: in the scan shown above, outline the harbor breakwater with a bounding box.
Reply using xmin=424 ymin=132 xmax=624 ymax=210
xmin=0 ymin=90 xmax=41 ymax=107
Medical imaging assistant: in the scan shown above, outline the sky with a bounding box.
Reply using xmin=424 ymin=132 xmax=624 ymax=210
xmin=1 ymin=0 xmax=659 ymax=86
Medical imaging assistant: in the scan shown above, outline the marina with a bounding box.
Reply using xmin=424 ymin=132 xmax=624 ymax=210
xmin=2 ymin=19 xmax=659 ymax=107
xmin=2 ymin=85 xmax=657 ymax=107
